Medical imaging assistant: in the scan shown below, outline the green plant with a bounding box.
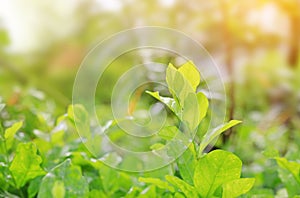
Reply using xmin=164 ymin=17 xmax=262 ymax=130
xmin=274 ymin=156 xmax=300 ymax=197
xmin=140 ymin=61 xmax=254 ymax=197
xmin=0 ymin=61 xmax=254 ymax=197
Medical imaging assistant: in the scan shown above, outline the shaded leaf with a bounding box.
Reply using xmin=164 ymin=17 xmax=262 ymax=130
xmin=145 ymin=91 xmax=180 ymax=117
xmin=137 ymin=185 xmax=156 ymax=198
xmin=165 ymin=175 xmax=198 ymax=198
xmin=275 ymin=157 xmax=300 ymax=184
xmin=157 ymin=126 xmax=179 ymax=140
xmin=275 ymin=157 xmax=300 ymax=196
xmin=138 ymin=177 xmax=175 ymax=192
xmin=124 ymin=187 xmax=141 ymax=198
xmin=176 ymin=144 xmax=197 ymax=185
xmin=68 ymin=104 xmax=90 ymax=139
xmin=28 ymin=176 xmax=43 ymax=198
xmin=182 ymin=92 xmax=199 ymax=131
xmin=38 ymin=159 xmax=89 ymax=198
xmin=198 ymin=120 xmax=242 ymax=155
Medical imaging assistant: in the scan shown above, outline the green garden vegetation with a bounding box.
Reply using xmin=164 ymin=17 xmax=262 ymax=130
xmin=2 ymin=61 xmax=300 ymax=197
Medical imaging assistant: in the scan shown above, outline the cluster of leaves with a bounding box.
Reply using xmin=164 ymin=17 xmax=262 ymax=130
xmin=0 ymin=100 xmax=136 ymax=198
xmin=225 ymin=54 xmax=300 ymax=197
xmin=7 ymin=61 xmax=300 ymax=197
xmin=141 ymin=62 xmax=254 ymax=197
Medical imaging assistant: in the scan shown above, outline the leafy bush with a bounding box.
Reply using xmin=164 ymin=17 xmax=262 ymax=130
xmin=9 ymin=61 xmax=300 ymax=197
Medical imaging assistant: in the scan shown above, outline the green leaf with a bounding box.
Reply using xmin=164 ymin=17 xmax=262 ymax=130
xmin=124 ymin=187 xmax=141 ymax=198
xmin=275 ymin=157 xmax=300 ymax=196
xmin=149 ymin=62 xmax=207 ymax=132
xmin=52 ymin=180 xmax=65 ymax=198
xmin=166 ymin=63 xmax=194 ymax=107
xmin=138 ymin=177 xmax=175 ymax=192
xmin=9 ymin=143 xmax=45 ymax=188
xmin=174 ymin=192 xmax=185 ymax=198
xmin=157 ymin=126 xmax=179 ymax=140
xmin=89 ymin=190 xmax=108 ymax=198
xmin=51 ymin=130 xmax=65 ymax=146
xmin=277 ymin=166 xmax=300 ymax=196
xmin=198 ymin=120 xmax=242 ymax=156
xmin=177 ymin=60 xmax=200 ymax=91
xmin=165 ymin=175 xmax=198 ymax=198
xmin=196 ymin=92 xmax=209 ymax=123
xmin=182 ymin=92 xmax=209 ymax=132
xmin=150 ymin=143 xmax=165 ymax=150
xmin=97 ymin=159 xmax=120 ymax=194
xmin=38 ymin=159 xmax=89 ymax=198
xmin=137 ymin=185 xmax=156 ymax=198
xmin=145 ymin=91 xmax=181 ymax=117
xmin=28 ymin=176 xmax=43 ymax=198
xmin=275 ymin=157 xmax=300 ymax=184
xmin=182 ymin=92 xmax=199 ymax=131
xmin=222 ymin=178 xmax=255 ymax=198
xmin=4 ymin=121 xmax=23 ymax=150
xmin=194 ymin=150 xmax=242 ymax=198
xmin=176 ymin=144 xmax=197 ymax=185
xmin=68 ymin=104 xmax=90 ymax=139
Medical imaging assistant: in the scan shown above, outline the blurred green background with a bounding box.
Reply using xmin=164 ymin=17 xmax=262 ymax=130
xmin=0 ymin=0 xmax=300 ymax=192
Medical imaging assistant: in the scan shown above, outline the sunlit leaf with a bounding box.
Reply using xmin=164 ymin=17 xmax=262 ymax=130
xmin=150 ymin=143 xmax=165 ymax=150
xmin=166 ymin=63 xmax=194 ymax=107
xmin=222 ymin=178 xmax=255 ymax=198
xmin=194 ymin=150 xmax=242 ymax=197
xmin=4 ymin=121 xmax=23 ymax=150
xmin=9 ymin=143 xmax=45 ymax=188
xmin=197 ymin=92 xmax=209 ymax=123
xmin=178 ymin=61 xmax=200 ymax=92
xmin=52 ymin=180 xmax=65 ymax=198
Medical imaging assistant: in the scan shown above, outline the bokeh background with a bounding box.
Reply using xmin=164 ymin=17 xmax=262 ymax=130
xmin=0 ymin=0 xmax=300 ymax=193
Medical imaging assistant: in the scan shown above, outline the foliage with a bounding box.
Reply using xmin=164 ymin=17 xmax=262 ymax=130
xmin=3 ymin=60 xmax=299 ymax=197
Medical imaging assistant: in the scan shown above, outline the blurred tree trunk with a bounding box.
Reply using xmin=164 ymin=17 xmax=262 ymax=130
xmin=220 ymin=1 xmax=235 ymax=142
xmin=288 ymin=6 xmax=300 ymax=68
